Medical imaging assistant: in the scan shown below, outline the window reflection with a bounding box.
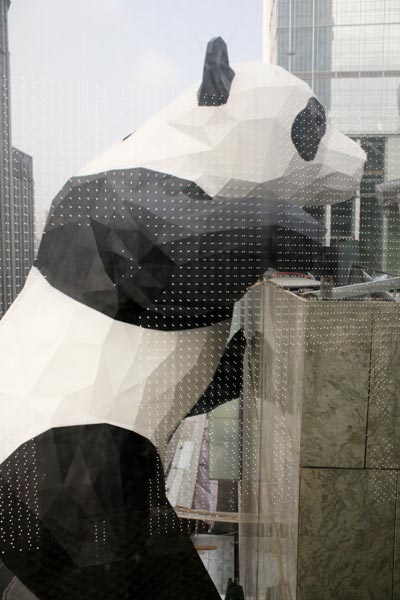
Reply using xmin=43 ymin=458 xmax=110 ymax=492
xmin=274 ymin=0 xmax=400 ymax=276
xmin=276 ymin=0 xmax=400 ymax=134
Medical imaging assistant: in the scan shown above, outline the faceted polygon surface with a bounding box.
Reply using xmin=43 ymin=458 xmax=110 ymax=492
xmin=35 ymin=168 xmax=326 ymax=330
xmin=79 ymin=63 xmax=365 ymax=206
xmin=187 ymin=328 xmax=246 ymax=417
xmin=0 ymin=42 xmax=367 ymax=600
xmin=291 ymin=97 xmax=327 ymax=161
xmin=197 ymin=37 xmax=235 ymax=106
xmin=0 ymin=269 xmax=232 ymax=464
xmin=0 ymin=425 xmax=220 ymax=600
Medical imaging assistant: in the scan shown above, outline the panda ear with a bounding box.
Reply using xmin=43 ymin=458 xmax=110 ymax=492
xmin=197 ymin=37 xmax=235 ymax=106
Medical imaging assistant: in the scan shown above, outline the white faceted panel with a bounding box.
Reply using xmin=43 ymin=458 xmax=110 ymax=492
xmin=80 ymin=62 xmax=365 ymax=207
xmin=0 ymin=268 xmax=231 ymax=464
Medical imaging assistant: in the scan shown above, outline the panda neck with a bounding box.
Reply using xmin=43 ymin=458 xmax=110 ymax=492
xmin=0 ymin=267 xmax=231 ymax=464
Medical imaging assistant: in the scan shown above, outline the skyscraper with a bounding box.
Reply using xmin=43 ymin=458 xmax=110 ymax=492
xmin=12 ymin=148 xmax=34 ymax=295
xmin=0 ymin=0 xmax=34 ymax=317
xmin=270 ymin=0 xmax=400 ymax=133
xmin=0 ymin=0 xmax=15 ymax=313
xmin=268 ymin=0 xmax=400 ymax=276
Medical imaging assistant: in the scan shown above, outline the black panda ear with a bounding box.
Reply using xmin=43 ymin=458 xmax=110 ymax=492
xmin=197 ymin=37 xmax=235 ymax=106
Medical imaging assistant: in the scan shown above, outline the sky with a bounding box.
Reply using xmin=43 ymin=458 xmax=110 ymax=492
xmin=7 ymin=0 xmax=262 ymax=230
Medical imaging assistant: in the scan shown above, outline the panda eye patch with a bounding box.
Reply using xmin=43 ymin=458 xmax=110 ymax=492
xmin=291 ymin=97 xmax=327 ymax=161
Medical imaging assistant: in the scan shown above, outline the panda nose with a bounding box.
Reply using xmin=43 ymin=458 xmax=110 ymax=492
xmin=324 ymin=127 xmax=366 ymax=178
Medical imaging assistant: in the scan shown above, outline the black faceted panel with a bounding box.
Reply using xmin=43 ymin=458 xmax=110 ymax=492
xmin=0 ymin=425 xmax=221 ymax=600
xmin=0 ymin=561 xmax=15 ymax=595
xmin=226 ymin=577 xmax=245 ymax=600
xmin=197 ymin=36 xmax=235 ymax=106
xmin=186 ymin=329 xmax=246 ymax=417
xmin=291 ymin=97 xmax=327 ymax=162
xmin=35 ymin=168 xmax=325 ymax=331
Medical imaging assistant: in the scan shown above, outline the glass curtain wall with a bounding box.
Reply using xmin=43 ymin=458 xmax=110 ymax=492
xmin=274 ymin=0 xmax=400 ymax=275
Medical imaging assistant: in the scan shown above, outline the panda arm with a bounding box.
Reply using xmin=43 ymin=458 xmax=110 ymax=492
xmin=185 ymin=328 xmax=246 ymax=417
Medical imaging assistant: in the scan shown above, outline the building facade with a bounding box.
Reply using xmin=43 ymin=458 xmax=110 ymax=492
xmin=0 ymin=0 xmax=34 ymax=316
xmin=0 ymin=0 xmax=15 ymax=313
xmin=12 ymin=148 xmax=34 ymax=294
xmin=268 ymin=0 xmax=400 ymax=276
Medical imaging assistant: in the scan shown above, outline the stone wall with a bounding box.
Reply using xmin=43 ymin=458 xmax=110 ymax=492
xmin=240 ymin=281 xmax=400 ymax=599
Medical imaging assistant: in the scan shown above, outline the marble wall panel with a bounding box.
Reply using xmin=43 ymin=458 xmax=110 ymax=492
xmin=393 ymin=471 xmax=400 ymax=600
xmin=298 ymin=468 xmax=396 ymax=600
xmin=366 ymin=303 xmax=400 ymax=469
xmin=301 ymin=302 xmax=372 ymax=468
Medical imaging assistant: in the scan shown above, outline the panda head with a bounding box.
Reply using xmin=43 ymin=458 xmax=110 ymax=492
xmin=36 ymin=38 xmax=365 ymax=331
xmin=81 ymin=36 xmax=366 ymax=207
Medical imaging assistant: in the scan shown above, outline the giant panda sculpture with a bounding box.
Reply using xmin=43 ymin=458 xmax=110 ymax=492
xmin=0 ymin=38 xmax=365 ymax=600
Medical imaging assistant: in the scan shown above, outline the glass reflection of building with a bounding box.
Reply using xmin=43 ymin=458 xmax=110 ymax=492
xmin=0 ymin=0 xmax=35 ymax=317
xmin=270 ymin=0 xmax=400 ymax=276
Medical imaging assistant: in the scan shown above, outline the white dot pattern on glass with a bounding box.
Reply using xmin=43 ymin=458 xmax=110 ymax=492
xmin=0 ymin=33 xmax=383 ymax=600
